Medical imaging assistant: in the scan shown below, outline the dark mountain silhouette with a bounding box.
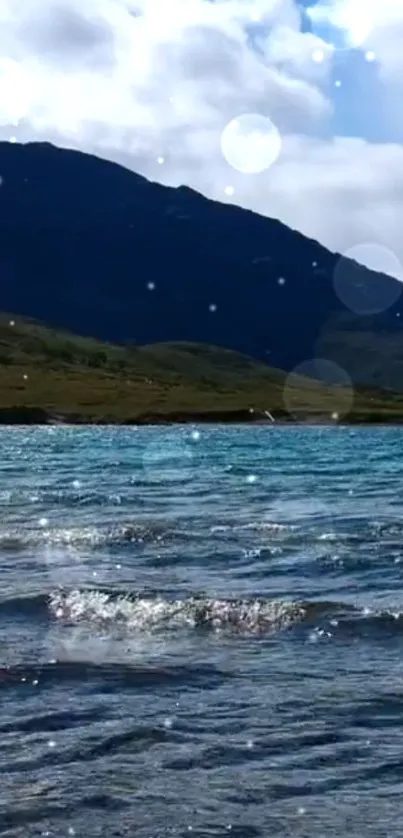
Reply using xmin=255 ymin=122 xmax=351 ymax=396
xmin=0 ymin=140 xmax=401 ymax=387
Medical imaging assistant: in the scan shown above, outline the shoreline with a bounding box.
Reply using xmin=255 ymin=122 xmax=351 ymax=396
xmin=0 ymin=406 xmax=402 ymax=427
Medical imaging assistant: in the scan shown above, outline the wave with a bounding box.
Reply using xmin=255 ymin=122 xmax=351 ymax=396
xmin=47 ymin=590 xmax=403 ymax=639
xmin=3 ymin=587 xmax=403 ymax=639
xmin=0 ymin=522 xmax=177 ymax=550
xmin=48 ymin=589 xmax=309 ymax=634
xmin=0 ymin=659 xmax=226 ymax=692
xmin=210 ymin=522 xmax=292 ymax=534
xmin=0 ymin=518 xmax=297 ymax=550
xmin=1 ymin=515 xmax=401 ymax=554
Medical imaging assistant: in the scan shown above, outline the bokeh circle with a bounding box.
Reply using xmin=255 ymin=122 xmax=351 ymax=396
xmin=0 ymin=58 xmax=32 ymax=125
xmin=303 ymin=0 xmax=376 ymax=53
xmin=220 ymin=113 xmax=282 ymax=175
xmin=141 ymin=429 xmax=204 ymax=485
xmin=283 ymin=358 xmax=354 ymax=421
xmin=333 ymin=243 xmax=403 ymax=315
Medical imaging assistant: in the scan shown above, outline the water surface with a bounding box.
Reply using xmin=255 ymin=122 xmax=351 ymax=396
xmin=1 ymin=425 xmax=403 ymax=837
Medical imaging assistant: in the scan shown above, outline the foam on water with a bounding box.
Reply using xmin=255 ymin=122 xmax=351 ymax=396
xmin=0 ymin=522 xmax=171 ymax=549
xmin=44 ymin=588 xmax=403 ymax=645
xmin=48 ymin=589 xmax=307 ymax=634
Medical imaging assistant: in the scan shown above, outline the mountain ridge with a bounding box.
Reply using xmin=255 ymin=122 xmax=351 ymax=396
xmin=0 ymin=140 xmax=402 ymax=388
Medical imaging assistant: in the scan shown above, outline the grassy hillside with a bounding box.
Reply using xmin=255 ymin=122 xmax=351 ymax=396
xmin=317 ymin=312 xmax=403 ymax=393
xmin=0 ymin=313 xmax=402 ymax=423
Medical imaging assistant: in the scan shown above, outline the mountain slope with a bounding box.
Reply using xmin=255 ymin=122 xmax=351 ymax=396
xmin=0 ymin=140 xmax=402 ymax=388
xmin=0 ymin=313 xmax=401 ymax=423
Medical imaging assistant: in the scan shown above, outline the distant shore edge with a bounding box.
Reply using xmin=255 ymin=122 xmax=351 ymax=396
xmin=0 ymin=406 xmax=401 ymax=426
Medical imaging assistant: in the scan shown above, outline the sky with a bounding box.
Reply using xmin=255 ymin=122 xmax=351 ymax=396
xmin=1 ymin=0 xmax=403 ymax=278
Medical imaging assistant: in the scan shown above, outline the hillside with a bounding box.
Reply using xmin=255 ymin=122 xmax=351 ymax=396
xmin=0 ymin=314 xmax=402 ymax=423
xmin=0 ymin=141 xmax=402 ymax=392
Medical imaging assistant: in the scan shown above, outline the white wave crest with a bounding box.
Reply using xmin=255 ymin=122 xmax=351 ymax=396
xmin=0 ymin=522 xmax=166 ymax=549
xmin=49 ymin=589 xmax=307 ymax=634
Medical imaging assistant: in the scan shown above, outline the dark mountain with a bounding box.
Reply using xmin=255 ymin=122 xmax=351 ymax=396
xmin=0 ymin=140 xmax=402 ymax=387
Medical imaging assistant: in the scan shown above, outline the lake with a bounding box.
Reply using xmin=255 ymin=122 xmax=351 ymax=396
xmin=1 ymin=425 xmax=403 ymax=837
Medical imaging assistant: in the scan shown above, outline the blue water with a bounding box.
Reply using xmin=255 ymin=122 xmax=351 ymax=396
xmin=1 ymin=425 xmax=403 ymax=837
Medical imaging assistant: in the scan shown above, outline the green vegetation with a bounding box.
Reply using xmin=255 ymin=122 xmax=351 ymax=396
xmin=317 ymin=311 xmax=403 ymax=394
xmin=0 ymin=313 xmax=402 ymax=423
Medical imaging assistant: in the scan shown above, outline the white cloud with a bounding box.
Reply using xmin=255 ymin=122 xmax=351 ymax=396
xmin=0 ymin=0 xmax=403 ymax=276
xmin=250 ymin=137 xmax=403 ymax=256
